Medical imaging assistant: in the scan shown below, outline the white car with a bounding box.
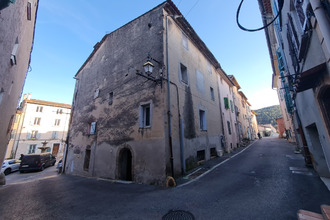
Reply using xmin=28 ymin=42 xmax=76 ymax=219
xmin=1 ymin=159 xmax=21 ymax=175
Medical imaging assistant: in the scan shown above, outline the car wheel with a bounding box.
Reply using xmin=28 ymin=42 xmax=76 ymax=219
xmin=4 ymin=168 xmax=11 ymax=175
xmin=20 ymin=170 xmax=24 ymax=173
xmin=40 ymin=165 xmax=45 ymax=171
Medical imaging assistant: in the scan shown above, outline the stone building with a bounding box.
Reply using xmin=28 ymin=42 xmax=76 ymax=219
xmin=5 ymin=94 xmax=71 ymax=160
xmin=259 ymin=0 xmax=330 ymax=178
xmin=0 ymin=0 xmax=39 ymax=184
xmin=65 ymin=0 xmax=257 ymax=185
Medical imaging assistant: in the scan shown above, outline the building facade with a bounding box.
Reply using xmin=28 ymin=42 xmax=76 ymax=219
xmin=0 ymin=0 xmax=39 ymax=184
xmin=6 ymin=94 xmax=71 ymax=160
xmin=65 ymin=0 xmax=257 ymax=185
xmin=259 ymin=0 xmax=330 ymax=177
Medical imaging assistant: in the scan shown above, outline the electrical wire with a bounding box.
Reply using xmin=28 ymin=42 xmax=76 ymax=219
xmin=185 ymin=0 xmax=200 ymax=17
xmin=236 ymin=0 xmax=284 ymax=32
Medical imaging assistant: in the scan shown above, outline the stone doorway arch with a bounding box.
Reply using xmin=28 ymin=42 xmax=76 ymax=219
xmin=117 ymin=147 xmax=132 ymax=181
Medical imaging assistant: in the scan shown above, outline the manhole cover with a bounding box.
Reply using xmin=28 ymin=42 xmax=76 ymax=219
xmin=162 ymin=210 xmax=195 ymax=220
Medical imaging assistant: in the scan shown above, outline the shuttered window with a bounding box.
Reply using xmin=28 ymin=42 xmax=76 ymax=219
xmin=224 ymin=97 xmax=229 ymax=109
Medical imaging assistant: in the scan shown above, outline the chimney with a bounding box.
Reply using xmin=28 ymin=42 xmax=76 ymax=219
xmin=23 ymin=94 xmax=27 ymax=100
xmin=27 ymin=93 xmax=31 ymax=100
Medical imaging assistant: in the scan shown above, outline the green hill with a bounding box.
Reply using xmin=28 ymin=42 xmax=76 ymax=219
xmin=254 ymin=105 xmax=282 ymax=127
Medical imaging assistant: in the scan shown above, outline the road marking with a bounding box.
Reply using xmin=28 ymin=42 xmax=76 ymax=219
xmin=178 ymin=141 xmax=257 ymax=188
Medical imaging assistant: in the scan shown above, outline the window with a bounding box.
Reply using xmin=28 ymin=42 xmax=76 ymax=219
xmin=54 ymin=119 xmax=61 ymax=126
xmin=210 ymin=87 xmax=215 ymax=101
xmin=89 ymin=122 xmax=97 ymax=135
xmin=94 ymin=88 xmax=99 ymax=99
xmin=10 ymin=38 xmax=19 ymax=66
xmin=139 ymin=104 xmax=151 ymax=128
xmin=207 ymin=61 xmax=212 ymax=74
xmin=199 ymin=109 xmax=207 ymax=131
xmin=28 ymin=144 xmax=36 ymax=154
xmin=34 ymin=117 xmax=41 ymax=125
xmin=227 ymin=121 xmax=232 ymax=135
xmin=84 ymin=149 xmax=91 ymax=171
xmin=31 ymin=130 xmax=38 ymax=139
xmin=196 ymin=70 xmax=205 ymax=93
xmin=56 ymin=109 xmax=63 ymax=114
xmin=197 ymin=150 xmax=205 ymax=162
xmin=108 ymin=92 xmax=113 ymax=105
xmin=224 ymin=97 xmax=229 ymax=109
xmin=27 ymin=2 xmax=31 ymax=20
xmin=181 ymin=32 xmax=188 ymax=50
xmin=36 ymin=106 xmax=43 ymax=112
xmin=230 ymin=100 xmax=234 ymax=112
xmin=52 ymin=131 xmax=58 ymax=139
xmin=180 ymin=63 xmax=188 ymax=84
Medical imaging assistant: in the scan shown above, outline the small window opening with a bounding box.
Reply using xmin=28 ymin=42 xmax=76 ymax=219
xmin=197 ymin=150 xmax=205 ymax=162
xmin=83 ymin=149 xmax=91 ymax=171
xmin=180 ymin=63 xmax=188 ymax=84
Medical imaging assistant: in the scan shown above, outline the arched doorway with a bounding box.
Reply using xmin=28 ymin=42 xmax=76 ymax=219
xmin=118 ymin=148 xmax=132 ymax=181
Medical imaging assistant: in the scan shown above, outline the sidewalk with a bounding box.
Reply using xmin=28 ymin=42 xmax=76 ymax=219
xmin=176 ymin=140 xmax=256 ymax=187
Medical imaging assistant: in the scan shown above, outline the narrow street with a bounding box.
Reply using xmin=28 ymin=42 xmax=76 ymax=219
xmin=1 ymin=137 xmax=329 ymax=220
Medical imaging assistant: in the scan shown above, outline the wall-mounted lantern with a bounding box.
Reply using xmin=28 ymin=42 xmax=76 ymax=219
xmin=136 ymin=53 xmax=162 ymax=86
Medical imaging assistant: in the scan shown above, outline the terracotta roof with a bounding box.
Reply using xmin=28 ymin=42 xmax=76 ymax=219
xmin=26 ymin=99 xmax=71 ymax=109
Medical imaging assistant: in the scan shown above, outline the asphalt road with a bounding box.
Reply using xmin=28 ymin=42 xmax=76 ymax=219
xmin=0 ymin=137 xmax=329 ymax=220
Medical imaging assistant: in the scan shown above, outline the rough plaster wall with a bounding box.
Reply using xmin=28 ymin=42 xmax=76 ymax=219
xmin=166 ymin=12 xmax=224 ymax=173
xmin=296 ymin=89 xmax=330 ymax=177
xmin=67 ymin=5 xmax=167 ymax=184
xmin=0 ymin=0 xmax=38 ymax=163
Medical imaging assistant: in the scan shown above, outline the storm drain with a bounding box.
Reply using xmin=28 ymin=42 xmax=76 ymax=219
xmin=162 ymin=210 xmax=195 ymax=220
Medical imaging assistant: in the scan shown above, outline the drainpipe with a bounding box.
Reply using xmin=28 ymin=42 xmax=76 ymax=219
xmin=13 ymin=100 xmax=27 ymax=159
xmin=170 ymin=81 xmax=185 ymax=175
xmin=62 ymin=77 xmax=79 ymax=174
xmin=166 ymin=14 xmax=182 ymax=178
xmin=310 ymin=0 xmax=330 ymax=61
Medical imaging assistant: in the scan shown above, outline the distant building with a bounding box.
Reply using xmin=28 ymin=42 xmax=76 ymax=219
xmin=0 ymin=0 xmax=39 ymax=184
xmin=65 ymin=0 xmax=258 ymax=185
xmin=258 ymin=124 xmax=277 ymax=136
xmin=276 ymin=117 xmax=286 ymax=138
xmin=259 ymin=0 xmax=330 ymax=178
xmin=6 ymin=94 xmax=71 ymax=160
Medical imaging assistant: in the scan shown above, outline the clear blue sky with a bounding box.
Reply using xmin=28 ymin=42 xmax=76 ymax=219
xmin=22 ymin=0 xmax=279 ymax=110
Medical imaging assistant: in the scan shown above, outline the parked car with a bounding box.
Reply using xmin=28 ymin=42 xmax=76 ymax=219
xmin=1 ymin=159 xmax=21 ymax=175
xmin=56 ymin=159 xmax=62 ymax=173
xmin=19 ymin=153 xmax=56 ymax=173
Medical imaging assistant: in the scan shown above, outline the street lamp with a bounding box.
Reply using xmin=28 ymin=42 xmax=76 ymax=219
xmin=136 ymin=54 xmax=162 ymax=85
xmin=143 ymin=57 xmax=154 ymax=76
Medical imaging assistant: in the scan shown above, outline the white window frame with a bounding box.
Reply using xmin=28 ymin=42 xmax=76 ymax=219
xmin=181 ymin=32 xmax=189 ymax=50
xmin=210 ymin=87 xmax=215 ymax=101
xmin=31 ymin=130 xmax=38 ymax=139
xmin=139 ymin=101 xmax=152 ymax=128
xmin=179 ymin=63 xmax=188 ymax=84
xmin=28 ymin=144 xmax=36 ymax=154
xmin=89 ymin=122 xmax=97 ymax=135
xmin=199 ymin=109 xmax=207 ymax=131
xmin=94 ymin=89 xmax=100 ymax=99
xmin=196 ymin=70 xmax=205 ymax=94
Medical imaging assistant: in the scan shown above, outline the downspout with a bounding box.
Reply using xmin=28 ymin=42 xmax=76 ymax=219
xmin=165 ymin=13 xmax=182 ymax=178
xmin=170 ymin=81 xmax=185 ymax=175
xmin=13 ymin=100 xmax=27 ymax=159
xmin=62 ymin=77 xmax=79 ymax=174
xmin=310 ymin=0 xmax=330 ymax=61
xmin=216 ymin=69 xmax=226 ymax=151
